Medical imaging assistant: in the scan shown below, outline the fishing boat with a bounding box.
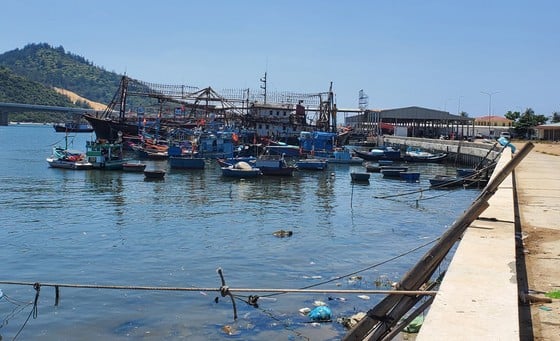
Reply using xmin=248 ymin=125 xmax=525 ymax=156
xmin=295 ymin=158 xmax=328 ymax=170
xmin=46 ymin=134 xmax=92 ymax=170
xmin=168 ymin=146 xmax=205 ymax=169
xmin=221 ymin=162 xmax=262 ymax=178
xmin=122 ymin=162 xmax=146 ymax=172
xmin=85 ymin=140 xmax=128 ymax=170
xmin=46 ymin=147 xmax=92 ymax=170
xmin=350 ymin=172 xmax=370 ymax=182
xmin=255 ymin=152 xmax=297 ymax=176
xmin=403 ymin=147 xmax=448 ymax=163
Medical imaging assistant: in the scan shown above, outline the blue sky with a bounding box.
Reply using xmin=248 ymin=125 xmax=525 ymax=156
xmin=1 ymin=0 xmax=559 ymax=118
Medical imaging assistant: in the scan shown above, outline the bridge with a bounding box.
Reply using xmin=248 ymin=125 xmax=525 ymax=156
xmin=0 ymin=102 xmax=103 ymax=125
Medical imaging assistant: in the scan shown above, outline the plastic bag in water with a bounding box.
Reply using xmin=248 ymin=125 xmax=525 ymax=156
xmin=308 ymin=305 xmax=332 ymax=321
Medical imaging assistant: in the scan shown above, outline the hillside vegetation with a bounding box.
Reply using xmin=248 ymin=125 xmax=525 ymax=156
xmin=0 ymin=43 xmax=121 ymax=105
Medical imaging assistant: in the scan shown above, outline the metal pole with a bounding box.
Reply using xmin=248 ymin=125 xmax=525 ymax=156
xmin=481 ymin=91 xmax=499 ymax=137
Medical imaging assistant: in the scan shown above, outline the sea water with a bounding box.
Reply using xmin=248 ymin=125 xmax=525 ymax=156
xmin=0 ymin=125 xmax=479 ymax=340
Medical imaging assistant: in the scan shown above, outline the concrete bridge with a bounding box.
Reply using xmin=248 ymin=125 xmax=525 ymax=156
xmin=0 ymin=102 xmax=102 ymax=125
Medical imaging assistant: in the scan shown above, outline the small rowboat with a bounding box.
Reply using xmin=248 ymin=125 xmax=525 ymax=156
xmin=144 ymin=169 xmax=166 ymax=179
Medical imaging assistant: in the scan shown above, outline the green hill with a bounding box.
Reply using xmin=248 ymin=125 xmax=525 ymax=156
xmin=0 ymin=66 xmax=82 ymax=122
xmin=0 ymin=43 xmax=121 ymax=105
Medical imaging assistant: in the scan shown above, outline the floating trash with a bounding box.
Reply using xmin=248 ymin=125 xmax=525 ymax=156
xmin=313 ymin=300 xmax=327 ymax=306
xmin=308 ymin=306 xmax=332 ymax=321
xmin=357 ymin=295 xmax=370 ymax=300
xmin=299 ymin=307 xmax=311 ymax=315
xmin=272 ymin=229 xmax=293 ymax=237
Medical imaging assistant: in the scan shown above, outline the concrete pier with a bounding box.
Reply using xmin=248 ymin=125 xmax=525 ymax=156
xmin=416 ymin=146 xmax=560 ymax=340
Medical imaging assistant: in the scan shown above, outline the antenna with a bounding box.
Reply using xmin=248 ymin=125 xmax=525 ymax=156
xmin=359 ymin=89 xmax=369 ymax=111
xmin=260 ymin=72 xmax=267 ymax=104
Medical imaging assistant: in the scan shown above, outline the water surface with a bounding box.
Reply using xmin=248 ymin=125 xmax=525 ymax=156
xmin=0 ymin=125 xmax=479 ymax=340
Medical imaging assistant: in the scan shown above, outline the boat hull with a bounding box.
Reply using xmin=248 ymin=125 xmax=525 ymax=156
xmin=46 ymin=157 xmax=93 ymax=170
xmin=83 ymin=114 xmax=139 ymax=141
xmin=169 ymin=156 xmax=205 ymax=169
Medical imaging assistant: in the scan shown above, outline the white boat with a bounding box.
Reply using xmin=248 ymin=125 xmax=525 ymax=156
xmin=46 ymin=146 xmax=92 ymax=170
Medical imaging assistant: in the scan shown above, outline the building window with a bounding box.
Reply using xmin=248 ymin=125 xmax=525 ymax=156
xmin=269 ymin=110 xmax=273 ymax=116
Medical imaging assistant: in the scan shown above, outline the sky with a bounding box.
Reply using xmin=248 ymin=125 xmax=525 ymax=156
xmin=1 ymin=0 xmax=559 ymax=119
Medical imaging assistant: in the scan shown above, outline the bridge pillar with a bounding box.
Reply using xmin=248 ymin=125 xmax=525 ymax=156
xmin=0 ymin=111 xmax=8 ymax=126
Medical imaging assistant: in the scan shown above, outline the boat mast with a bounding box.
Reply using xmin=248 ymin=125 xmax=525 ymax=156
xmin=118 ymin=76 xmax=129 ymax=122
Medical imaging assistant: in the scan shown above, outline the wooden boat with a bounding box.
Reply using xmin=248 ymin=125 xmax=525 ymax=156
xmin=380 ymin=166 xmax=408 ymax=178
xmin=122 ymin=162 xmax=147 ymax=172
xmin=144 ymin=169 xmax=166 ymax=179
xmin=350 ymin=172 xmax=370 ymax=182
xmin=255 ymin=153 xmax=297 ymax=176
xmin=295 ymin=158 xmax=328 ymax=170
xmin=221 ymin=162 xmax=261 ymax=178
xmin=400 ymin=172 xmax=420 ymax=182
xmin=404 ymin=147 xmax=447 ymax=163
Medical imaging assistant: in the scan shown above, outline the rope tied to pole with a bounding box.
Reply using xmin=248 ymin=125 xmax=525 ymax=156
xmin=216 ymin=268 xmax=238 ymax=320
xmin=32 ymin=282 xmax=40 ymax=319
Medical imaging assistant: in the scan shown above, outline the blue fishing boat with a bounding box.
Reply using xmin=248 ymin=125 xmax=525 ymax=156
xmin=221 ymin=162 xmax=262 ymax=178
xmin=168 ymin=146 xmax=205 ymax=169
xmin=295 ymin=158 xmax=328 ymax=170
xmin=255 ymin=152 xmax=297 ymax=176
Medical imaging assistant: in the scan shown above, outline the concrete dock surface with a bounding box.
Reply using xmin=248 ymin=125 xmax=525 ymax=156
xmin=416 ymin=145 xmax=560 ymax=340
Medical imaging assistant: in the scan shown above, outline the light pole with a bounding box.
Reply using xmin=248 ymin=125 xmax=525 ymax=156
xmin=481 ymin=91 xmax=499 ymax=137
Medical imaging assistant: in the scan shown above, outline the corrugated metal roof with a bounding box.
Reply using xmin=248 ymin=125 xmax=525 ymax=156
xmin=375 ymin=106 xmax=473 ymax=121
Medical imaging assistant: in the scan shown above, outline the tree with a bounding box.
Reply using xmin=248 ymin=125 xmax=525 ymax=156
xmin=552 ymin=112 xmax=560 ymax=123
xmin=506 ymin=108 xmax=548 ymax=139
xmin=459 ymin=111 xmax=469 ymax=117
